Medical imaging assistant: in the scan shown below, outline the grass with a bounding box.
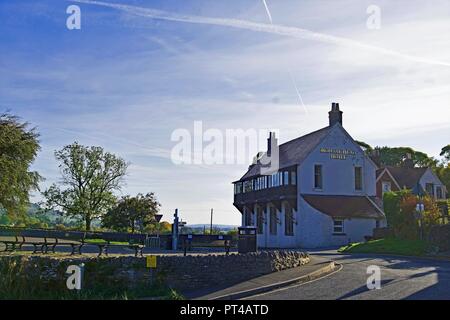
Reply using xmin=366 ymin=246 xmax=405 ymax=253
xmin=338 ymin=238 xmax=429 ymax=257
xmin=84 ymin=239 xmax=129 ymax=245
xmin=0 ymin=282 xmax=183 ymax=300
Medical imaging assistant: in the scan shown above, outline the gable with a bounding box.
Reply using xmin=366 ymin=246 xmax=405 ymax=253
xmin=304 ymin=124 xmax=373 ymax=167
xmin=419 ymin=168 xmax=446 ymax=189
xmin=385 ymin=166 xmax=427 ymax=189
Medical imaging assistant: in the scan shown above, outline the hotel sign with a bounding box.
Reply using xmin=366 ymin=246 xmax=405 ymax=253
xmin=320 ymin=148 xmax=356 ymax=160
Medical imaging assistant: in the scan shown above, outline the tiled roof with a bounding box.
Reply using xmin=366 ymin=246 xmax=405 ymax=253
xmin=302 ymin=194 xmax=385 ymax=219
xmin=380 ymin=166 xmax=427 ymax=189
xmin=239 ymin=126 xmax=331 ymax=180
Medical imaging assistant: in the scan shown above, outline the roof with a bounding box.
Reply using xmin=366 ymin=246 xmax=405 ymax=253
xmin=379 ymin=166 xmax=428 ymax=189
xmin=240 ymin=126 xmax=331 ymax=180
xmin=302 ymin=195 xmax=385 ymax=219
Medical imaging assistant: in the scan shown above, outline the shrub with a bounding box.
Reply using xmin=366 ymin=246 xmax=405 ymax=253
xmin=384 ymin=190 xmax=443 ymax=240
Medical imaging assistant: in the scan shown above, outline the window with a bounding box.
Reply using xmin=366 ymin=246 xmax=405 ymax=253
xmin=272 ymin=173 xmax=281 ymax=187
xmin=256 ymin=208 xmax=264 ymax=234
xmin=333 ymin=219 xmax=344 ymax=234
xmin=382 ymin=181 xmax=391 ymax=194
xmin=269 ymin=207 xmax=277 ymax=235
xmin=354 ymin=166 xmax=363 ymax=191
xmin=244 ymin=208 xmax=252 ymax=226
xmin=291 ymin=171 xmax=297 ymax=185
xmin=425 ymin=183 xmax=434 ymax=196
xmin=314 ymin=165 xmax=323 ymax=189
xmin=437 ymin=186 xmax=443 ymax=199
xmin=284 ymin=171 xmax=289 ymax=185
xmin=244 ymin=180 xmax=253 ymax=193
xmin=284 ymin=204 xmax=294 ymax=236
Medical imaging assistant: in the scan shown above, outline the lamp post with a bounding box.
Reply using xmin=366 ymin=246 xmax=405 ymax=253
xmin=415 ymin=199 xmax=425 ymax=240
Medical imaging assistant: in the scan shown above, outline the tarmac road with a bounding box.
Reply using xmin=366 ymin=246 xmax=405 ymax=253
xmin=246 ymin=249 xmax=450 ymax=300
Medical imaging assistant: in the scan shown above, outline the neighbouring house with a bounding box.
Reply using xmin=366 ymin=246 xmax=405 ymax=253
xmin=376 ymin=166 xmax=447 ymax=200
xmin=232 ymin=103 xmax=386 ymax=249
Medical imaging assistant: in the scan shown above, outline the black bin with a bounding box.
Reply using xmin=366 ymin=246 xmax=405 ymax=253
xmin=238 ymin=227 xmax=257 ymax=253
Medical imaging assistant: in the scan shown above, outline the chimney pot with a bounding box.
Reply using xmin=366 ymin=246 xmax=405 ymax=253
xmin=329 ymin=102 xmax=343 ymax=126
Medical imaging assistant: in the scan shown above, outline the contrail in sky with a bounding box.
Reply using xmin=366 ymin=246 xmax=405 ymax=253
xmin=261 ymin=0 xmax=273 ymax=24
xmin=260 ymin=0 xmax=308 ymax=113
xmin=72 ymin=0 xmax=450 ymax=67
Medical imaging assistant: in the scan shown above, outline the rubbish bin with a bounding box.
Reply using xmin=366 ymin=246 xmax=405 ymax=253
xmin=238 ymin=226 xmax=257 ymax=253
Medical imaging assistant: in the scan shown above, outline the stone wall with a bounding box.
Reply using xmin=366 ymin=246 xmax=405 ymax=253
xmin=0 ymin=251 xmax=309 ymax=292
xmin=428 ymin=225 xmax=450 ymax=252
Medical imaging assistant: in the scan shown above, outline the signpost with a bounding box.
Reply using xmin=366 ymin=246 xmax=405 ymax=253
xmin=146 ymin=255 xmax=157 ymax=286
xmin=172 ymin=209 xmax=179 ymax=251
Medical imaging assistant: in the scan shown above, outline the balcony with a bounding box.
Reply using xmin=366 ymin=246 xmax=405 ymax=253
xmin=233 ymin=184 xmax=297 ymax=212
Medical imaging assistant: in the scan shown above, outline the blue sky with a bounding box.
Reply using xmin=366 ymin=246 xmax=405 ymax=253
xmin=1 ymin=0 xmax=449 ymax=225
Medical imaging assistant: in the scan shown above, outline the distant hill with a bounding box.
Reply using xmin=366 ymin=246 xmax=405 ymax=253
xmin=186 ymin=224 xmax=238 ymax=231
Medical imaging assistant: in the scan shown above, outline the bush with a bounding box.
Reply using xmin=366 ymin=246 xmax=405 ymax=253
xmin=383 ymin=190 xmax=442 ymax=240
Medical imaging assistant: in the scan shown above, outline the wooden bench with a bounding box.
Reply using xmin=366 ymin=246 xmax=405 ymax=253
xmin=0 ymin=230 xmax=86 ymax=255
xmin=0 ymin=230 xmax=20 ymax=252
xmin=88 ymin=234 xmax=145 ymax=257
xmin=180 ymin=235 xmax=232 ymax=256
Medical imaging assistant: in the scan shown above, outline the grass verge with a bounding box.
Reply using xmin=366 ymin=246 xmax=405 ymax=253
xmin=338 ymin=238 xmax=429 ymax=257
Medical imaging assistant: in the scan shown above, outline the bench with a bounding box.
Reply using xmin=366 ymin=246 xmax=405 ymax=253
xmin=0 ymin=230 xmax=20 ymax=252
xmin=86 ymin=233 xmax=145 ymax=257
xmin=180 ymin=235 xmax=232 ymax=256
xmin=0 ymin=229 xmax=86 ymax=255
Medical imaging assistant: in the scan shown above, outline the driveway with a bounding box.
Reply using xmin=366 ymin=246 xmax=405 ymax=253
xmin=245 ymin=249 xmax=450 ymax=300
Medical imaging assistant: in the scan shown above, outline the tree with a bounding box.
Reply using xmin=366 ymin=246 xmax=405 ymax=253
xmin=379 ymin=146 xmax=437 ymax=167
xmin=42 ymin=142 xmax=128 ymax=230
xmin=0 ymin=112 xmax=42 ymax=218
xmin=145 ymin=220 xmax=172 ymax=235
xmin=384 ymin=190 xmax=442 ymax=240
xmin=440 ymin=145 xmax=450 ymax=162
xmin=355 ymin=140 xmax=373 ymax=153
xmin=103 ymin=193 xmax=161 ymax=233
xmin=435 ymin=163 xmax=450 ymax=198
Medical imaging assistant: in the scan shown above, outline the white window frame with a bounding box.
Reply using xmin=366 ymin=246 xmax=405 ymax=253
xmin=333 ymin=219 xmax=345 ymax=234
xmin=382 ymin=181 xmax=391 ymax=194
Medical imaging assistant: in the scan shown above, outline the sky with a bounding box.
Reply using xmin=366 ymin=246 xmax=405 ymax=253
xmin=0 ymin=0 xmax=449 ymax=225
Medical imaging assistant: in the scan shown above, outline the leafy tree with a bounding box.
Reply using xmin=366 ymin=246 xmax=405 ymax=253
xmin=103 ymin=193 xmax=161 ymax=233
xmin=373 ymin=146 xmax=437 ymax=168
xmin=355 ymin=140 xmax=373 ymax=153
xmin=384 ymin=190 xmax=442 ymax=240
xmin=435 ymin=164 xmax=450 ymax=198
xmin=0 ymin=112 xmax=42 ymax=218
xmin=42 ymin=142 xmax=128 ymax=230
xmin=145 ymin=220 xmax=172 ymax=235
xmin=440 ymin=145 xmax=450 ymax=162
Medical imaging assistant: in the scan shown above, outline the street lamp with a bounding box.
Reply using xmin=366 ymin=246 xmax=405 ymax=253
xmin=415 ymin=199 xmax=425 ymax=240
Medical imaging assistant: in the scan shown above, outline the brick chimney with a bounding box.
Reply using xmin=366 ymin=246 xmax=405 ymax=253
xmin=329 ymin=102 xmax=343 ymax=126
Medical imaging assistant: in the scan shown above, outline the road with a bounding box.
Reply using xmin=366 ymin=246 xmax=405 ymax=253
xmin=246 ymin=249 xmax=450 ymax=300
